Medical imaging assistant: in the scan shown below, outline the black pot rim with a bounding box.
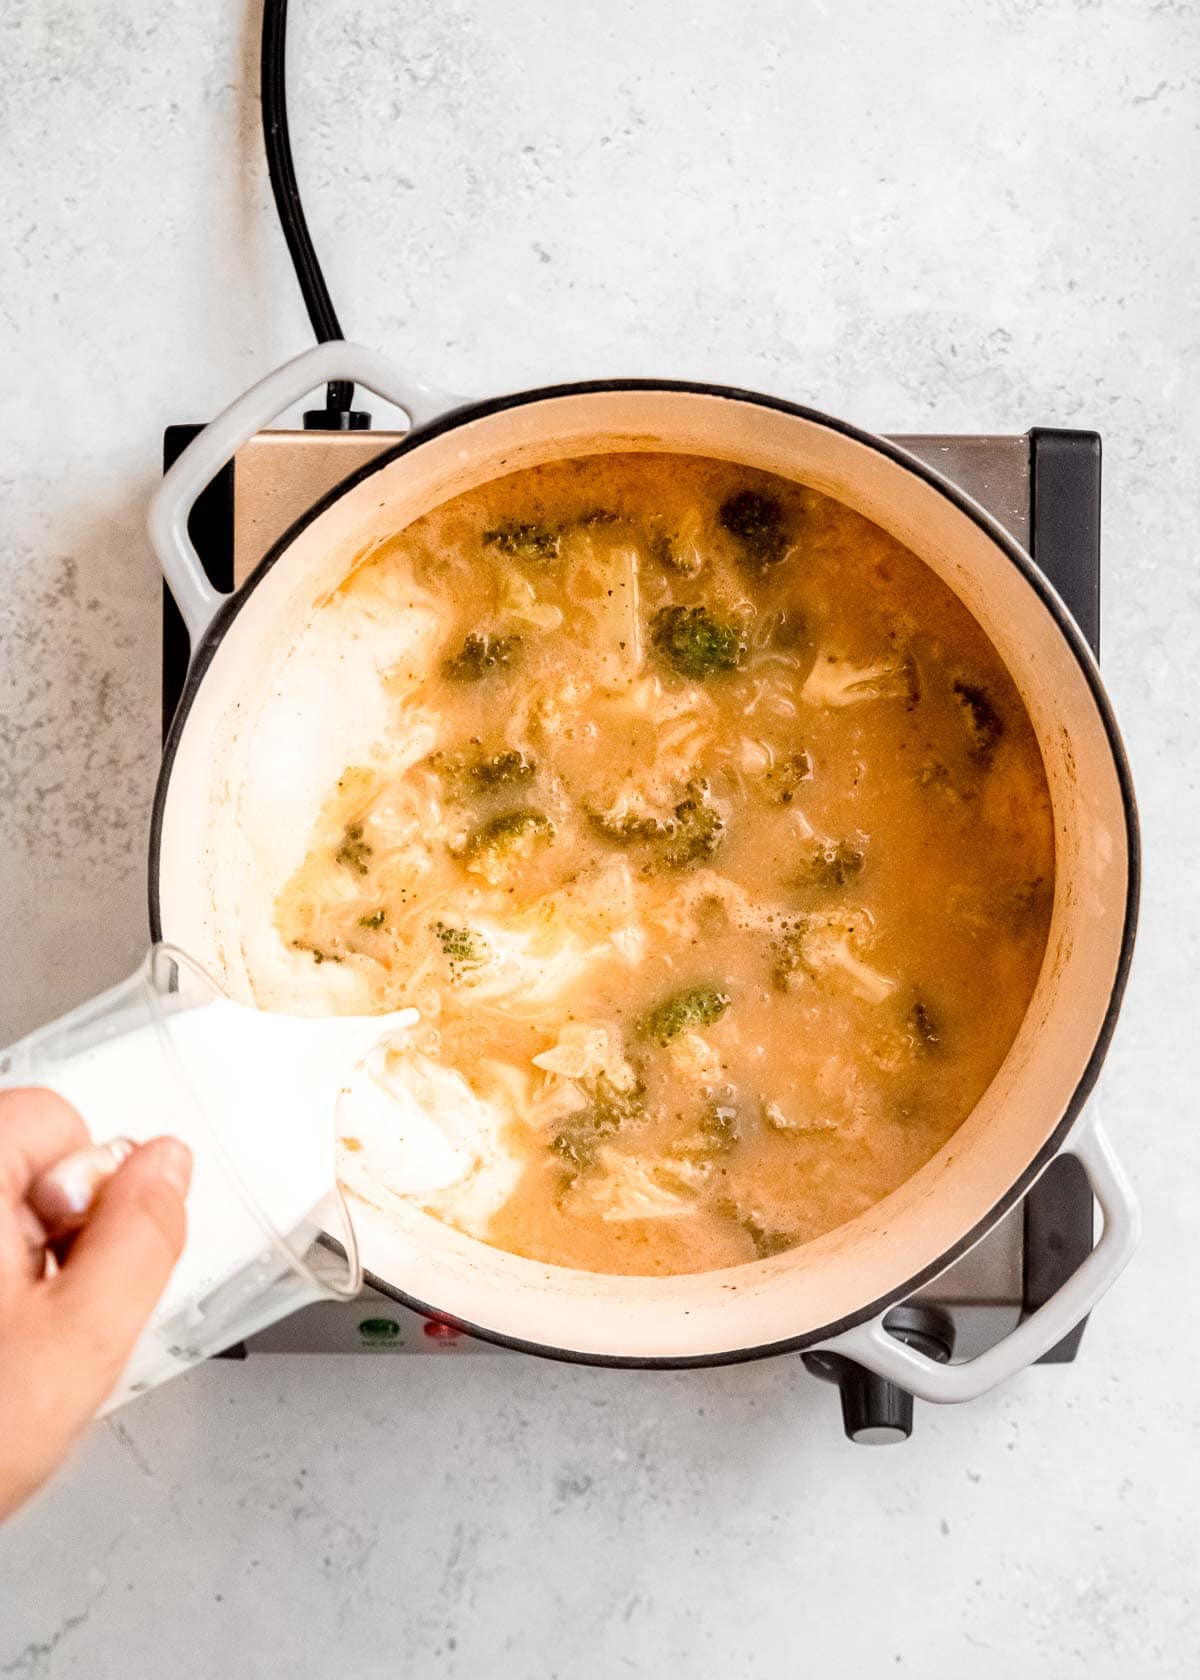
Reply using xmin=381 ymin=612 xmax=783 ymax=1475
xmin=148 ymin=376 xmax=1140 ymax=1371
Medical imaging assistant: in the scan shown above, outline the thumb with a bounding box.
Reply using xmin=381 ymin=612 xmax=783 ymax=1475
xmin=47 ymin=1136 xmax=192 ymax=1395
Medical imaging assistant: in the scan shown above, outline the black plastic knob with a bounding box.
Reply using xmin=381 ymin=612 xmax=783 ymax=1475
xmin=802 ymin=1305 xmax=953 ymax=1446
xmin=303 ymin=407 xmax=372 ymax=431
xmin=836 ymin=1364 xmax=914 ymax=1444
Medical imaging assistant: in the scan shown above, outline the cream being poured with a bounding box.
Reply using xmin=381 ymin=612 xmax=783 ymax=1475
xmin=5 ymin=992 xmax=510 ymax=1406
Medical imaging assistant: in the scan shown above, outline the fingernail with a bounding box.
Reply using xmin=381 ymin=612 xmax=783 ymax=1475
xmin=30 ymin=1137 xmax=136 ymax=1225
xmin=150 ymin=1137 xmax=193 ymax=1196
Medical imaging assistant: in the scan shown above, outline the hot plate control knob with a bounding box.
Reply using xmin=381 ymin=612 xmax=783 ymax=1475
xmin=802 ymin=1305 xmax=953 ymax=1446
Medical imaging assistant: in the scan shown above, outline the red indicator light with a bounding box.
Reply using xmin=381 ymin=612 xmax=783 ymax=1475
xmin=423 ymin=1318 xmax=460 ymax=1341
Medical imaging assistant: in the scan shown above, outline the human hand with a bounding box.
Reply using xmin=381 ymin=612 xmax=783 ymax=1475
xmin=0 ymin=1088 xmax=191 ymax=1521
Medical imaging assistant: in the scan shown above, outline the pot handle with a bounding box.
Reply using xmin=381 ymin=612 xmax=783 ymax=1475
xmin=147 ymin=342 xmax=464 ymax=648
xmin=813 ymin=1115 xmax=1139 ymax=1404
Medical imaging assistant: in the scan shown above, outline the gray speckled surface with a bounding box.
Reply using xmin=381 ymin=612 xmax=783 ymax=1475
xmin=1 ymin=1 xmax=1198 ymax=1673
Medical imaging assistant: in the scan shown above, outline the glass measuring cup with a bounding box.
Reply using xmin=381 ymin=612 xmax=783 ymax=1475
xmin=0 ymin=945 xmax=374 ymax=1412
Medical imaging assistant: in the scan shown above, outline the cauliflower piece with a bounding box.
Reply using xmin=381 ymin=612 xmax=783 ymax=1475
xmin=532 ymin=1021 xmax=637 ymax=1088
xmin=532 ymin=856 xmax=642 ymax=939
xmin=816 ymin=1053 xmax=886 ymax=1129
xmin=536 ymin=1018 xmax=647 ymax=1178
xmin=581 ymin=679 xmax=717 ymax=816
xmin=461 ymin=922 xmax=601 ymax=1013
xmin=518 ymin=672 xmax=596 ymax=746
xmin=648 ymin=508 xmax=707 ymax=578
xmin=774 ymin=909 xmax=897 ymax=1004
xmin=801 ymin=648 xmax=919 ymax=709
xmin=469 ymin=1058 xmax=589 ymax=1133
xmin=761 ymin=1059 xmax=881 ymax=1137
xmin=524 ymin=857 xmax=648 ymax=971
xmin=566 ymin=537 xmax=643 ymax=689
xmin=578 ymin=1149 xmax=706 ymax=1222
xmin=498 ymin=569 xmax=564 ymax=632
xmin=666 ymin=1030 xmax=725 ymax=1086
xmin=452 ymin=860 xmax=647 ymax=1020
xmin=763 ymin=1099 xmax=838 ymax=1135
xmin=658 ymin=1155 xmax=714 ymax=1193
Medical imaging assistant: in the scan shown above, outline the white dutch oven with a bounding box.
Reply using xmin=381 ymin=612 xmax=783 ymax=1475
xmin=148 ymin=343 xmax=1139 ymax=1401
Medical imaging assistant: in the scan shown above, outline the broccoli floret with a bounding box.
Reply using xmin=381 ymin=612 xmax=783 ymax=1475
xmin=689 ymin=1101 xmax=739 ymax=1156
xmin=358 ymin=909 xmax=386 ymax=930
xmin=718 ymin=489 xmax=790 ymax=568
xmin=590 ymin=1071 xmax=646 ymax=1127
xmin=588 ymin=805 xmax=670 ymax=845
xmin=658 ymin=780 xmax=726 ymax=870
xmin=714 ymin=1195 xmax=797 ymax=1259
xmin=674 ymin=1100 xmax=738 ymax=1162
xmin=951 ymin=680 xmax=1004 ymax=764
xmin=801 ymin=649 xmax=920 ymax=710
xmin=550 ymin=1123 xmax=604 ymax=1179
xmin=483 ymin=521 xmax=561 ymax=563
xmin=590 ymin=779 xmax=725 ymax=869
xmin=741 ymin=1212 xmax=797 ymax=1259
xmin=334 ymin=822 xmax=372 ymax=876
xmin=765 ymin=749 xmax=813 ymax=805
xmin=460 ymin=808 xmax=555 ymax=884
xmin=795 ymin=837 xmax=866 ymax=891
xmin=650 ymin=605 xmax=746 ymax=681
xmin=433 ymin=744 xmax=536 ymax=794
xmin=442 ymin=632 xmax=521 ymax=683
xmin=550 ymin=1073 xmax=645 ymax=1181
xmin=772 ymin=924 xmax=808 ymax=992
xmin=432 ymin=920 xmax=492 ymax=981
xmin=640 ymin=984 xmax=731 ymax=1046
xmin=468 ymin=748 xmax=536 ymax=790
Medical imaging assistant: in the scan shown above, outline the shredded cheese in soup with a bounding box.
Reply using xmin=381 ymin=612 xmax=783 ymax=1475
xmin=271 ymin=453 xmax=1054 ymax=1275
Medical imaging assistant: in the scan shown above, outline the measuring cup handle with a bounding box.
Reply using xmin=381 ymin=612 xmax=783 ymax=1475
xmin=147 ymin=343 xmax=464 ymax=649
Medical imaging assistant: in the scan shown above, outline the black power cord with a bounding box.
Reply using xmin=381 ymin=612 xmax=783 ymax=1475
xmin=260 ymin=0 xmax=370 ymax=429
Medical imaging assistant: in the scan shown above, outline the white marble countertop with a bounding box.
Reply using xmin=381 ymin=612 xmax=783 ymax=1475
xmin=1 ymin=1 xmax=1197 ymax=1673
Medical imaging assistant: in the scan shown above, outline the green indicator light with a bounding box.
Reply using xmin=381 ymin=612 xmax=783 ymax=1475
xmin=358 ymin=1317 xmax=401 ymax=1343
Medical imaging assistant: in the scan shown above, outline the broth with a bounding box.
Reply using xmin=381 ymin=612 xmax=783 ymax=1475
xmin=270 ymin=453 xmax=1054 ymax=1275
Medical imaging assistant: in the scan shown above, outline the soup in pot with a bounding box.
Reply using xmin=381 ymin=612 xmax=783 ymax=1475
xmin=268 ymin=453 xmax=1054 ymax=1275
